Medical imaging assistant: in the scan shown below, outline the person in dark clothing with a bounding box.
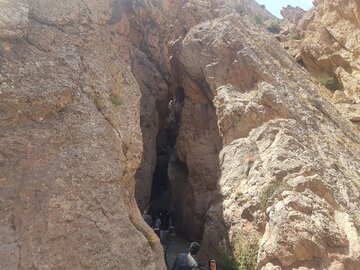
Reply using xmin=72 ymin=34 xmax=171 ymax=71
xmin=169 ymin=204 xmax=177 ymax=227
xmin=143 ymin=211 xmax=153 ymax=228
xmin=171 ymin=242 xmax=200 ymax=270
xmin=162 ymin=210 xmax=170 ymax=230
xmin=154 ymin=214 xmax=162 ymax=238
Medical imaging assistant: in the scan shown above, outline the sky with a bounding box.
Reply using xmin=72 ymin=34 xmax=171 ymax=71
xmin=255 ymin=0 xmax=314 ymax=18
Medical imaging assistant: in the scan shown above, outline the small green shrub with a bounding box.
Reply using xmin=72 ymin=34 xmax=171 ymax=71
xmin=233 ymin=235 xmax=259 ymax=270
xmin=110 ymin=95 xmax=123 ymax=106
xmin=254 ymin=14 xmax=265 ymax=25
xmin=235 ymin=4 xmax=246 ymax=15
xmin=266 ymin=20 xmax=281 ymax=34
xmin=93 ymin=97 xmax=102 ymax=110
xmin=214 ymin=247 xmax=238 ymax=270
xmin=234 ymin=189 xmax=243 ymax=200
xmin=317 ymin=73 xmax=341 ymax=92
xmin=259 ymin=180 xmax=291 ymax=210
xmin=213 ymin=235 xmax=259 ymax=270
xmin=290 ymin=32 xmax=302 ymax=40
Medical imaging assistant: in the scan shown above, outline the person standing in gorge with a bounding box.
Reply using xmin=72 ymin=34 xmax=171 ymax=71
xmin=171 ymin=242 xmax=200 ymax=270
xmin=143 ymin=210 xmax=153 ymax=228
xmin=169 ymin=204 xmax=177 ymax=227
xmin=154 ymin=214 xmax=162 ymax=238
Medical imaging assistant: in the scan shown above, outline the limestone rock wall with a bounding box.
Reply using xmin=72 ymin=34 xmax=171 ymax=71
xmin=1 ymin=0 xmax=360 ymax=270
xmin=171 ymin=6 xmax=360 ymax=270
xmin=0 ymin=0 xmax=165 ymax=269
xmin=281 ymin=5 xmax=306 ymax=25
xmin=281 ymin=0 xmax=360 ymax=128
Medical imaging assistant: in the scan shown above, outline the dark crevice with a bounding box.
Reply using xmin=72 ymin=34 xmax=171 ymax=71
xmin=296 ymin=57 xmax=305 ymax=67
xmin=129 ymin=9 xmax=215 ymax=253
xmin=134 ymin=76 xmax=205 ymax=242
xmin=148 ymin=86 xmax=184 ymax=217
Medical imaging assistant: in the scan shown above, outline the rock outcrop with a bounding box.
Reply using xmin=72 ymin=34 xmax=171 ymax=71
xmin=1 ymin=0 xmax=360 ymax=270
xmin=281 ymin=5 xmax=306 ymax=25
xmin=172 ymin=10 xmax=360 ymax=269
xmin=0 ymin=0 xmax=165 ymax=269
xmin=281 ymin=0 xmax=360 ymax=129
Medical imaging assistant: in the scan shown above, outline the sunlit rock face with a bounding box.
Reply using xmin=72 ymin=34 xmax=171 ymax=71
xmin=1 ymin=0 xmax=360 ymax=270
xmin=281 ymin=0 xmax=360 ymax=129
xmin=281 ymin=5 xmax=306 ymax=25
xmin=0 ymin=0 xmax=165 ymax=269
xmin=0 ymin=0 xmax=28 ymax=38
xmin=172 ymin=11 xmax=360 ymax=269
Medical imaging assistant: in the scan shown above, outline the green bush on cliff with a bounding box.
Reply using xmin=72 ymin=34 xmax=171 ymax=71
xmin=213 ymin=235 xmax=259 ymax=270
xmin=110 ymin=95 xmax=123 ymax=106
xmin=317 ymin=73 xmax=341 ymax=92
xmin=265 ymin=20 xmax=281 ymax=34
xmin=254 ymin=14 xmax=265 ymax=25
xmin=233 ymin=234 xmax=259 ymax=270
xmin=235 ymin=3 xmax=246 ymax=15
xmin=214 ymin=247 xmax=238 ymax=270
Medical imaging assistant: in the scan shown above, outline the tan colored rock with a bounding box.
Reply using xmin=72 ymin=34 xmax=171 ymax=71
xmin=0 ymin=0 xmax=28 ymax=38
xmin=0 ymin=0 xmax=165 ymax=269
xmin=173 ymin=10 xmax=360 ymax=269
xmin=2 ymin=0 xmax=360 ymax=270
xmin=29 ymin=0 xmax=113 ymax=25
xmin=281 ymin=0 xmax=360 ymax=128
xmin=281 ymin=5 xmax=306 ymax=24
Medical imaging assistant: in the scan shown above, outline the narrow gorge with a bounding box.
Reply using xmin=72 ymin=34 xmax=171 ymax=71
xmin=1 ymin=0 xmax=360 ymax=270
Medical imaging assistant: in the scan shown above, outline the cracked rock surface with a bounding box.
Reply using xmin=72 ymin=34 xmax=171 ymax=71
xmin=0 ymin=0 xmax=165 ymax=269
xmin=280 ymin=0 xmax=360 ymax=130
xmin=1 ymin=0 xmax=360 ymax=269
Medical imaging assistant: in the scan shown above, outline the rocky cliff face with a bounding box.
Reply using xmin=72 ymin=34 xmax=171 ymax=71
xmin=1 ymin=0 xmax=360 ymax=270
xmin=281 ymin=0 xmax=360 ymax=129
xmin=0 ymin=0 xmax=165 ymax=269
xmin=172 ymin=9 xmax=360 ymax=269
xmin=281 ymin=5 xmax=306 ymax=25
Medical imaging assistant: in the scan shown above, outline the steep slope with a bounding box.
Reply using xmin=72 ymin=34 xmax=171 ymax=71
xmin=172 ymin=11 xmax=360 ymax=269
xmin=0 ymin=0 xmax=165 ymax=269
xmin=281 ymin=0 xmax=360 ymax=129
xmin=1 ymin=0 xmax=360 ymax=270
xmin=131 ymin=0 xmax=360 ymax=269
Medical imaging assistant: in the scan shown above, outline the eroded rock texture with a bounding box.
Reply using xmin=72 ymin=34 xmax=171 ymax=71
xmin=172 ymin=11 xmax=360 ymax=269
xmin=0 ymin=0 xmax=165 ymax=269
xmin=281 ymin=5 xmax=306 ymax=25
xmin=281 ymin=0 xmax=360 ymax=129
xmin=1 ymin=0 xmax=360 ymax=270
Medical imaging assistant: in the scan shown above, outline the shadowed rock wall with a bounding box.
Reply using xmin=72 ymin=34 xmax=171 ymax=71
xmin=1 ymin=0 xmax=360 ymax=270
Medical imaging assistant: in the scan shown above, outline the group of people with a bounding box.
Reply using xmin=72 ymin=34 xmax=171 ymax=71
xmin=143 ymin=208 xmax=217 ymax=269
xmin=172 ymin=242 xmax=217 ymax=270
xmin=142 ymin=207 xmax=176 ymax=243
